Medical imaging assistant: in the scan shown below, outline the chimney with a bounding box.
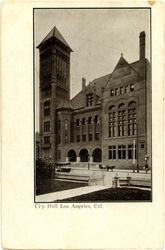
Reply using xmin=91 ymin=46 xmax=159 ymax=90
xmin=82 ymin=77 xmax=86 ymax=90
xmin=139 ymin=31 xmax=146 ymax=60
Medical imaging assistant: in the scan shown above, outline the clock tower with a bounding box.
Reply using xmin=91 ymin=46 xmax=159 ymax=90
xmin=37 ymin=26 xmax=72 ymax=162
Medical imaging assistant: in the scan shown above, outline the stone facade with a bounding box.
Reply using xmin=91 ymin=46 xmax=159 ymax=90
xmin=37 ymin=27 xmax=151 ymax=170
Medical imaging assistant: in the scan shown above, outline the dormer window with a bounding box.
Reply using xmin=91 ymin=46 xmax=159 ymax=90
xmin=86 ymin=93 xmax=94 ymax=107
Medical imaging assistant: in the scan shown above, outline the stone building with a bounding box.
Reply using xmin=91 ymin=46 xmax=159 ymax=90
xmin=37 ymin=27 xmax=151 ymax=170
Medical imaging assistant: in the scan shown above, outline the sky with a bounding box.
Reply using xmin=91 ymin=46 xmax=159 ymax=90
xmin=34 ymin=8 xmax=150 ymax=131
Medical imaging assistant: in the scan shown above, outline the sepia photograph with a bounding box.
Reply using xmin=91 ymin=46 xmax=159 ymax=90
xmin=34 ymin=8 xmax=152 ymax=202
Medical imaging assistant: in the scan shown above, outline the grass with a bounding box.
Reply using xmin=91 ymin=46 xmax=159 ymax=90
xmin=59 ymin=187 xmax=151 ymax=201
xmin=36 ymin=178 xmax=87 ymax=195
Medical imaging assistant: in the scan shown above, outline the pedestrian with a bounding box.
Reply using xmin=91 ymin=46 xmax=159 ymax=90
xmin=145 ymin=164 xmax=149 ymax=173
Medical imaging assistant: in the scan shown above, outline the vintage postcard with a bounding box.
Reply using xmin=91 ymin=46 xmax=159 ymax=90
xmin=1 ymin=1 xmax=164 ymax=249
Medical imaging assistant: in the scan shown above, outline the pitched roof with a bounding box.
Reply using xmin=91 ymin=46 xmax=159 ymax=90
xmin=37 ymin=26 xmax=72 ymax=51
xmin=91 ymin=73 xmax=112 ymax=95
xmin=71 ymin=74 xmax=111 ymax=109
xmin=71 ymin=57 xmax=147 ymax=110
xmin=57 ymin=99 xmax=74 ymax=110
xmin=113 ymin=54 xmax=130 ymax=71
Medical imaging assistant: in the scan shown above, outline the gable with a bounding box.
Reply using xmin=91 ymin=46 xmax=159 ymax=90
xmin=105 ymin=56 xmax=139 ymax=89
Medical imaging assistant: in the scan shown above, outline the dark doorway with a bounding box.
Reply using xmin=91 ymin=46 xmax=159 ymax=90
xmin=92 ymin=148 xmax=102 ymax=162
xmin=79 ymin=149 xmax=89 ymax=162
xmin=68 ymin=149 xmax=76 ymax=162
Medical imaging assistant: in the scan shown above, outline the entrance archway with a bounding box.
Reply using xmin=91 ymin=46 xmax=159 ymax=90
xmin=68 ymin=149 xmax=76 ymax=162
xmin=92 ymin=148 xmax=102 ymax=162
xmin=79 ymin=149 xmax=89 ymax=162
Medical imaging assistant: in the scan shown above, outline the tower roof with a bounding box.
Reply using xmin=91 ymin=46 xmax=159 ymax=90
xmin=37 ymin=26 xmax=72 ymax=51
xmin=57 ymin=99 xmax=74 ymax=111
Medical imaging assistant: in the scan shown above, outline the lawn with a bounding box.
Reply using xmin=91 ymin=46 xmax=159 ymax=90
xmin=36 ymin=178 xmax=87 ymax=195
xmin=59 ymin=188 xmax=151 ymax=201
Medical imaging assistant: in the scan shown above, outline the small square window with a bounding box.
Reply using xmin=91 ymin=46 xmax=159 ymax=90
xmin=110 ymin=89 xmax=114 ymax=96
xmin=120 ymin=87 xmax=124 ymax=94
xmin=115 ymin=88 xmax=119 ymax=95
xmin=130 ymin=84 xmax=134 ymax=91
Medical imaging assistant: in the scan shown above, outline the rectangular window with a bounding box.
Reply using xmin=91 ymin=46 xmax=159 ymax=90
xmin=76 ymin=119 xmax=80 ymax=126
xmin=88 ymin=134 xmax=92 ymax=141
xmin=108 ymin=146 xmax=116 ymax=159
xmin=95 ymin=133 xmax=99 ymax=141
xmin=76 ymin=135 xmax=80 ymax=142
xmin=118 ymin=110 xmax=126 ymax=136
xmin=44 ymin=136 xmax=50 ymax=144
xmin=94 ymin=115 xmax=99 ymax=124
xmin=82 ymin=118 xmax=86 ymax=125
xmin=128 ymin=144 xmax=136 ymax=159
xmin=88 ymin=117 xmax=92 ymax=124
xmin=128 ymin=108 xmax=136 ymax=136
xmin=86 ymin=93 xmax=94 ymax=107
xmin=109 ymin=112 xmax=116 ymax=137
xmin=82 ymin=134 xmax=86 ymax=142
xmin=44 ymin=121 xmax=50 ymax=132
xmin=118 ymin=145 xmax=126 ymax=159
xmin=115 ymin=88 xmax=119 ymax=95
xmin=130 ymin=84 xmax=134 ymax=91
xmin=125 ymin=85 xmax=129 ymax=93
xmin=110 ymin=89 xmax=114 ymax=96
xmin=120 ymin=86 xmax=124 ymax=94
xmin=57 ymin=135 xmax=61 ymax=144
xmin=44 ymin=100 xmax=51 ymax=116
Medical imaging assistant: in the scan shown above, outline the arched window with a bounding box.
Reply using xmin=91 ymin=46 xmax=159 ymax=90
xmin=57 ymin=120 xmax=61 ymax=144
xmin=128 ymin=101 xmax=137 ymax=136
xmin=108 ymin=105 xmax=116 ymax=137
xmin=64 ymin=120 xmax=68 ymax=144
xmin=76 ymin=119 xmax=80 ymax=142
xmin=118 ymin=103 xmax=126 ymax=137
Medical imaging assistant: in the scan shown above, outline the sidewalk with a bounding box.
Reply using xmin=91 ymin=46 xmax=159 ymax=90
xmin=35 ymin=185 xmax=111 ymax=202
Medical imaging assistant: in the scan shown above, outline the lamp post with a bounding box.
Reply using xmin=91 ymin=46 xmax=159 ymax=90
xmin=133 ymin=139 xmax=136 ymax=173
xmin=136 ymin=123 xmax=139 ymax=173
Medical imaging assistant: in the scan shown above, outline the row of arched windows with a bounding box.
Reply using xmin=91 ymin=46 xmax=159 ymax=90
xmin=108 ymin=101 xmax=137 ymax=137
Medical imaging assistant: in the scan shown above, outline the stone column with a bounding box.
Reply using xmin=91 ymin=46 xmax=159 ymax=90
xmin=66 ymin=156 xmax=69 ymax=162
xmin=90 ymin=156 xmax=93 ymax=162
xmin=76 ymin=156 xmax=80 ymax=162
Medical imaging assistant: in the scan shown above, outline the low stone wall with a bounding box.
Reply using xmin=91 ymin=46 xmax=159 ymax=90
xmin=88 ymin=173 xmax=105 ymax=186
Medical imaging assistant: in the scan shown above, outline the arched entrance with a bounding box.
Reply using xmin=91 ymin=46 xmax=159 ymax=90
xmin=68 ymin=149 xmax=76 ymax=162
xmin=92 ymin=148 xmax=102 ymax=162
xmin=79 ymin=149 xmax=89 ymax=162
